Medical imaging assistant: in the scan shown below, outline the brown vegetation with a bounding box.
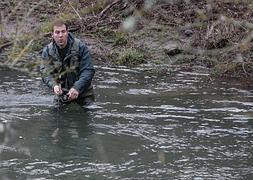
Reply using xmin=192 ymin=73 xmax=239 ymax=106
xmin=0 ymin=0 xmax=252 ymax=85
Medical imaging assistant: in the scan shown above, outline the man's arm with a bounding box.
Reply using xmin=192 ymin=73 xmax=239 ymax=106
xmin=72 ymin=41 xmax=95 ymax=94
xmin=40 ymin=46 xmax=57 ymax=89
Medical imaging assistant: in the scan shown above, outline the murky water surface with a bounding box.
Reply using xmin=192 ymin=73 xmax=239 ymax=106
xmin=0 ymin=66 xmax=253 ymax=179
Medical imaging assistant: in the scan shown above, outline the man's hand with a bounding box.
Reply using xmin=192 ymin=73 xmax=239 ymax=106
xmin=67 ymin=88 xmax=79 ymax=101
xmin=53 ymin=85 xmax=63 ymax=95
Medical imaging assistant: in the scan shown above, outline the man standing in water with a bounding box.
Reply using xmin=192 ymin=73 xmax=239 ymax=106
xmin=41 ymin=19 xmax=95 ymax=109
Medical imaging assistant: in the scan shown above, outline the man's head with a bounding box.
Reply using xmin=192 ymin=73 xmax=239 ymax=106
xmin=52 ymin=19 xmax=68 ymax=49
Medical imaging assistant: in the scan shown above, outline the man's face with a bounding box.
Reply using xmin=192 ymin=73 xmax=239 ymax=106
xmin=52 ymin=24 xmax=68 ymax=49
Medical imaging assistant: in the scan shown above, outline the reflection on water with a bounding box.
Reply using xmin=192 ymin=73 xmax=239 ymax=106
xmin=0 ymin=66 xmax=253 ymax=179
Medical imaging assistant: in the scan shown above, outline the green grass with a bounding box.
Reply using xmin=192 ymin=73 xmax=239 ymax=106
xmin=95 ymin=28 xmax=129 ymax=46
xmin=114 ymin=48 xmax=146 ymax=66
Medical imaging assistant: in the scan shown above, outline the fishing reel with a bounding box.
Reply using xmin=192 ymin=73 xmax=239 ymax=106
xmin=59 ymin=93 xmax=69 ymax=103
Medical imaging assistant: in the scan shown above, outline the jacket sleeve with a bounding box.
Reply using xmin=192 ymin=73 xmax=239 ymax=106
xmin=73 ymin=41 xmax=95 ymax=93
xmin=40 ymin=46 xmax=57 ymax=89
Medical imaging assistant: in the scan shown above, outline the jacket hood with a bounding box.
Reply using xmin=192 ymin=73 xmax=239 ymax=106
xmin=67 ymin=32 xmax=75 ymax=47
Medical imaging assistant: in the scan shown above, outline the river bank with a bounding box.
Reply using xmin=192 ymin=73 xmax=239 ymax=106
xmin=0 ymin=0 xmax=252 ymax=87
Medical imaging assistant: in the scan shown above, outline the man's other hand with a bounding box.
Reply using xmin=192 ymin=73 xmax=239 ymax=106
xmin=67 ymin=88 xmax=79 ymax=101
xmin=54 ymin=85 xmax=63 ymax=95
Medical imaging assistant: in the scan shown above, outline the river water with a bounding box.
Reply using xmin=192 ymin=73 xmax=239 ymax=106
xmin=0 ymin=65 xmax=253 ymax=179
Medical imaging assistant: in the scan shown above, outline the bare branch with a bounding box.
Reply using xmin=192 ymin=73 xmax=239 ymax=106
xmin=67 ymin=0 xmax=82 ymax=20
xmin=0 ymin=41 xmax=13 ymax=52
xmin=10 ymin=39 xmax=34 ymax=66
xmin=99 ymin=0 xmax=122 ymax=18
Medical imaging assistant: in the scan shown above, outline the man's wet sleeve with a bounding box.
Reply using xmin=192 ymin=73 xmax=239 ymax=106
xmin=40 ymin=47 xmax=57 ymax=89
xmin=73 ymin=42 xmax=95 ymax=93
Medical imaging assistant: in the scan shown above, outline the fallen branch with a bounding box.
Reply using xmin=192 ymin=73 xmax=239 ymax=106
xmin=242 ymin=62 xmax=249 ymax=76
xmin=99 ymin=0 xmax=122 ymax=18
xmin=0 ymin=42 xmax=13 ymax=52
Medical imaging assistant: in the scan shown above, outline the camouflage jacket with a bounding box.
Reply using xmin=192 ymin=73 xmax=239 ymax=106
xmin=41 ymin=33 xmax=95 ymax=96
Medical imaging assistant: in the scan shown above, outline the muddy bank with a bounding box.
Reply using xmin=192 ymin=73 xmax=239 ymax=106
xmin=0 ymin=0 xmax=252 ymax=86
